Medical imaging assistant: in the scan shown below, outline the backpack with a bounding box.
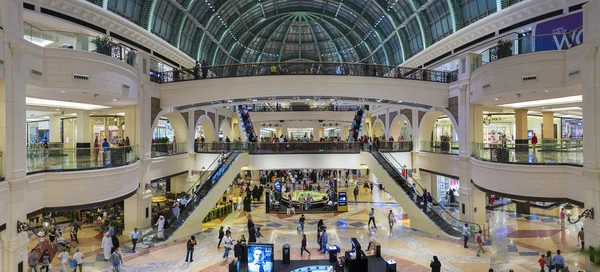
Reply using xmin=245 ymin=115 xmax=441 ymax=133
xmin=476 ymin=234 xmax=482 ymax=244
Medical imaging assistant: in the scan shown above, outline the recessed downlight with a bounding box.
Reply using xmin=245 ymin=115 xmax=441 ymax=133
xmin=113 ymin=98 xmax=117 ymax=101
xmin=494 ymin=98 xmax=499 ymax=101
xmin=61 ymin=90 xmax=66 ymax=93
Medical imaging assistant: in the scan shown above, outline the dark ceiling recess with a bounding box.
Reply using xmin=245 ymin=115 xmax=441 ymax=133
xmin=40 ymin=7 xmax=106 ymax=34
xmin=23 ymin=2 xmax=34 ymax=11
xmin=569 ymin=2 xmax=586 ymax=12
xmin=499 ymin=9 xmax=563 ymax=34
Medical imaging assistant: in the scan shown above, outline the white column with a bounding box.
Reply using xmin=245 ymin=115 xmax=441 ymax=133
xmin=48 ymin=115 xmax=61 ymax=142
xmin=75 ymin=110 xmax=91 ymax=146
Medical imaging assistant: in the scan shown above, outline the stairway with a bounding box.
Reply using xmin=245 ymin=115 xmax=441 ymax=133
xmin=348 ymin=107 xmax=366 ymax=141
xmin=369 ymin=151 xmax=476 ymax=238
xmin=141 ymin=151 xmax=245 ymax=245
xmin=237 ymin=105 xmax=258 ymax=141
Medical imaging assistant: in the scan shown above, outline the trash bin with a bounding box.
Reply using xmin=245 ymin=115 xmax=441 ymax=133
xmin=328 ymin=245 xmax=338 ymax=263
xmin=282 ymin=244 xmax=290 ymax=264
xmin=385 ymin=259 xmax=396 ymax=272
xmin=376 ymin=242 xmax=381 ymax=257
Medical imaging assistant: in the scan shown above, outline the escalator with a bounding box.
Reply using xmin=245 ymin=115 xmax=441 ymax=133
xmin=141 ymin=151 xmax=247 ymax=245
xmin=366 ymin=151 xmax=480 ymax=238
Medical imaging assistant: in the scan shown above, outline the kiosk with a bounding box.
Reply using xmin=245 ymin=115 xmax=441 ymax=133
xmin=337 ymin=191 xmax=348 ymax=212
xmin=345 ymin=238 xmax=368 ymax=272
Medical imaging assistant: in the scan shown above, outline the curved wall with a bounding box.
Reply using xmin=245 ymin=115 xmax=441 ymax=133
xmin=25 ymin=162 xmax=141 ymax=214
xmin=416 ymin=152 xmax=461 ymax=178
xmin=147 ymin=154 xmax=191 ymax=181
xmin=160 ymin=75 xmax=450 ymax=109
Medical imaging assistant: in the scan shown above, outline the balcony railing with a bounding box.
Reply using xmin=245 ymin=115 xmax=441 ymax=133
xmin=151 ymin=142 xmax=188 ymax=157
xmin=151 ymin=62 xmax=458 ymax=84
xmin=195 ymin=142 xmax=361 ymax=154
xmin=471 ymin=142 xmax=583 ymax=166
xmin=23 ymin=22 xmax=137 ymax=67
xmin=420 ymin=141 xmax=459 ymax=155
xmin=371 ymin=141 xmax=413 ymax=152
xmin=26 ymin=146 xmax=139 ymax=174
xmin=473 ymin=27 xmax=582 ymax=71
xmin=249 ymin=104 xmax=359 ymax=112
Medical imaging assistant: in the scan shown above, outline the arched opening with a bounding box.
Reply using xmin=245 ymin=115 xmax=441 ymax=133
xmin=195 ymin=116 xmax=216 ymax=143
xmin=419 ymin=108 xmax=458 ymax=153
xmin=389 ymin=114 xmax=412 ymax=141
xmin=219 ymin=119 xmax=232 ymax=141
xmin=372 ymin=119 xmax=385 ymax=139
xmin=151 ymin=111 xmax=188 ymax=144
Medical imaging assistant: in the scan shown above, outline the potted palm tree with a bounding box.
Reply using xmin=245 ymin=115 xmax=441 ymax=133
xmin=496 ymin=39 xmax=514 ymax=59
xmin=440 ymin=134 xmax=451 ymax=153
xmin=91 ymin=35 xmax=112 ymax=56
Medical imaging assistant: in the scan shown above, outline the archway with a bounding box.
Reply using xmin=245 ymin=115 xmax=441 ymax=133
xmin=389 ymin=114 xmax=412 ymax=141
xmin=195 ymin=115 xmax=216 ymax=142
xmin=419 ymin=107 xmax=458 ymax=152
xmin=151 ymin=110 xmax=188 ymax=144
xmin=372 ymin=119 xmax=385 ymax=139
xmin=219 ymin=119 xmax=232 ymax=141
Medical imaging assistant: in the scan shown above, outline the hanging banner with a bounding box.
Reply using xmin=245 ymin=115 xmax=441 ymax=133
xmin=534 ymin=12 xmax=583 ymax=51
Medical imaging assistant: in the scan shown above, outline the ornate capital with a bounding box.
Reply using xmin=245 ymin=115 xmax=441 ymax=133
xmin=459 ymin=83 xmax=470 ymax=92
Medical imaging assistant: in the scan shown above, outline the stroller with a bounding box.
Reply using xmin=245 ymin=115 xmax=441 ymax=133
xmin=56 ymin=236 xmax=71 ymax=252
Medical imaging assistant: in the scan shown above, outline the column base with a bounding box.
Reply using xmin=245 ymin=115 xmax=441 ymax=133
xmin=514 ymin=139 xmax=529 ymax=153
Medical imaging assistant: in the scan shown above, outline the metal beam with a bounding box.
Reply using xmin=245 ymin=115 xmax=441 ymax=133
xmin=306 ymin=14 xmax=345 ymax=62
xmin=446 ymin=0 xmax=463 ymax=32
xmin=140 ymin=0 xmax=157 ymax=31
xmin=298 ymin=15 xmax=302 ymax=60
xmin=278 ymin=15 xmax=299 ymax=62
xmin=407 ymin=0 xmax=432 ymax=48
xmin=304 ymin=15 xmax=324 ymax=62
xmin=172 ymin=0 xmax=198 ymax=48
xmin=256 ymin=15 xmax=296 ymax=62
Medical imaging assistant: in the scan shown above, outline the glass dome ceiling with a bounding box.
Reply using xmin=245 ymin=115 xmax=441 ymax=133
xmin=98 ymin=0 xmax=516 ymax=65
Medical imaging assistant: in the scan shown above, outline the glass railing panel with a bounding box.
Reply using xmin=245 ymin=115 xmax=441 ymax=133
xmin=419 ymin=141 xmax=459 ymax=155
xmin=26 ymin=145 xmax=138 ymax=173
xmin=471 ymin=142 xmax=583 ymax=166
xmin=247 ymin=142 xmax=361 ymax=154
xmin=151 ymin=142 xmax=188 ymax=157
xmin=371 ymin=141 xmax=413 ymax=152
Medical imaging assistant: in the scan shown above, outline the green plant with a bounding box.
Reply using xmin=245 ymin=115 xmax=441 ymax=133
xmin=91 ymin=35 xmax=112 ymax=48
xmin=440 ymin=134 xmax=451 ymax=142
xmin=157 ymin=137 xmax=170 ymax=144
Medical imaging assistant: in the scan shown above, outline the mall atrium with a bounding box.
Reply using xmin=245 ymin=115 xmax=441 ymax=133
xmin=0 ymin=0 xmax=598 ymax=271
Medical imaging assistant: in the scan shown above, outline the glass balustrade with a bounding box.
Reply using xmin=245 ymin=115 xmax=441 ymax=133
xmin=420 ymin=141 xmax=459 ymax=155
xmin=26 ymin=145 xmax=139 ymax=174
xmin=472 ymin=27 xmax=583 ymax=71
xmin=369 ymin=141 xmax=413 ymax=152
xmin=23 ymin=22 xmax=137 ymax=67
xmin=151 ymin=142 xmax=188 ymax=157
xmin=471 ymin=141 xmax=583 ymax=166
xmin=195 ymin=142 xmax=361 ymax=153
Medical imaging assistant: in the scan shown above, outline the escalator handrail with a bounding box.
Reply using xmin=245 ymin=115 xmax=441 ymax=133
xmin=376 ymin=151 xmax=482 ymax=234
xmin=184 ymin=152 xmax=228 ymax=199
xmin=140 ymin=151 xmax=240 ymax=245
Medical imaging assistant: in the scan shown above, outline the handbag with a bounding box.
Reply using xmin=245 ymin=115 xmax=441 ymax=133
xmin=69 ymin=259 xmax=77 ymax=269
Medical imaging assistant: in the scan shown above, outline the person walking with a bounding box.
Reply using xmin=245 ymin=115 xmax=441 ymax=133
xmin=256 ymin=227 xmax=263 ymax=243
xmin=72 ymin=248 xmax=84 ymax=272
xmin=301 ymin=234 xmax=311 ymax=257
xmin=27 ymin=249 xmax=39 ymax=272
xmin=234 ymin=240 xmax=243 ymax=260
xmin=201 ymin=60 xmax=209 ymax=79
xmin=57 ymin=248 xmax=69 ymax=272
xmin=111 ymin=248 xmax=123 ymax=272
xmin=411 ymin=183 xmax=418 ymax=203
xmin=101 ymin=232 xmax=113 ymax=261
xmin=353 ymin=186 xmax=359 ymax=202
xmin=217 ymin=226 xmax=225 ymax=248
xmin=539 ymin=254 xmax=547 ymax=272
xmin=545 ymin=251 xmax=555 ymax=272
xmin=462 ymin=223 xmax=470 ymax=248
xmin=222 ymin=233 xmax=233 ymax=260
xmin=577 ymin=228 xmax=585 ymax=251
xmin=368 ymin=208 xmax=377 ymax=229
xmin=476 ymin=230 xmax=485 ymax=257
xmin=553 ymin=250 xmax=565 ymax=271
xmin=39 ymin=249 xmax=51 ymax=272
xmin=388 ymin=210 xmax=395 ymax=230
xmin=560 ymin=208 xmax=566 ymax=229
xmin=299 ymin=214 xmax=306 ymax=233
xmin=319 ymin=229 xmax=328 ymax=254
xmin=156 ymin=215 xmax=166 ymax=239
xmin=185 ymin=235 xmax=197 ymax=262
xmin=422 ymin=189 xmax=429 ymax=212
xmin=129 ymin=228 xmax=140 ymax=253
xmin=430 ymin=256 xmax=441 ymax=272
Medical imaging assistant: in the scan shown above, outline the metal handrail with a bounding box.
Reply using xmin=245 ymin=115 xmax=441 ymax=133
xmin=377 ymin=151 xmax=482 ymax=236
xmin=152 ymin=61 xmax=458 ymax=84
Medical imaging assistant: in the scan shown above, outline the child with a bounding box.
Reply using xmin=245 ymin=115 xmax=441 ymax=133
xmin=538 ymin=254 xmax=546 ymax=272
xmin=256 ymin=227 xmax=263 ymax=243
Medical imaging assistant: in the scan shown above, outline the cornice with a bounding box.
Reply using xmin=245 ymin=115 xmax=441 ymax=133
xmin=404 ymin=0 xmax=583 ymax=68
xmin=32 ymin=0 xmax=195 ymax=67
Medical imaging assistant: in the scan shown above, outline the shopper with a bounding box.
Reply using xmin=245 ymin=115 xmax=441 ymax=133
xmin=72 ymin=248 xmax=84 ymax=272
xmin=577 ymin=228 xmax=585 ymax=251
xmin=111 ymin=247 xmax=123 ymax=272
xmin=222 ymin=233 xmax=233 ymax=260
xmin=299 ymin=214 xmax=306 ymax=233
xmin=545 ymin=251 xmax=555 ymax=272
xmin=539 ymin=254 xmax=546 ymax=272
xmin=27 ymin=249 xmax=39 ymax=272
xmin=217 ymin=226 xmax=225 ymax=248
xmin=388 ymin=210 xmax=395 ymax=229
xmin=532 ymin=133 xmax=538 ymax=149
xmin=48 ymin=225 xmax=57 ymax=248
xmin=319 ymin=229 xmax=328 ymax=254
xmin=301 ymin=234 xmax=311 ymax=257
xmin=234 ymin=240 xmax=243 ymax=259
xmin=185 ymin=235 xmax=196 ymax=262
xmin=57 ymin=248 xmax=69 ymax=272
xmin=462 ymin=223 xmax=470 ymax=248
xmin=560 ymin=208 xmax=566 ymax=229
xmin=129 ymin=228 xmax=139 ymax=253
xmin=553 ymin=250 xmax=565 ymax=271
xmin=256 ymin=227 xmax=263 ymax=243
xmin=430 ymin=256 xmax=441 ymax=272
xmin=101 ymin=232 xmax=113 ymax=261
xmin=156 ymin=215 xmax=166 ymax=239
xmin=39 ymin=249 xmax=51 ymax=272
xmin=368 ymin=208 xmax=376 ymax=229
xmin=476 ymin=230 xmax=485 ymax=257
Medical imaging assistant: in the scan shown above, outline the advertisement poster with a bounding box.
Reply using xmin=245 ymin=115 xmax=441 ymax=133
xmin=534 ymin=12 xmax=583 ymax=51
xmin=247 ymin=244 xmax=274 ymax=272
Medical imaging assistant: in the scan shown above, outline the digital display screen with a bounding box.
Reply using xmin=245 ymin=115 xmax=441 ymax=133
xmin=247 ymin=244 xmax=274 ymax=272
xmin=275 ymin=180 xmax=281 ymax=192
xmin=338 ymin=192 xmax=347 ymax=206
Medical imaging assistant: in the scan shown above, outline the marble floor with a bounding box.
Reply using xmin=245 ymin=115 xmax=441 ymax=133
xmin=27 ymin=184 xmax=590 ymax=272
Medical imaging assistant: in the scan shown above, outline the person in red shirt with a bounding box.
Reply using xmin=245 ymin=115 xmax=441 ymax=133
xmin=531 ymin=133 xmax=538 ymax=148
xmin=560 ymin=208 xmax=566 ymax=229
xmin=538 ymin=253 xmax=546 ymax=272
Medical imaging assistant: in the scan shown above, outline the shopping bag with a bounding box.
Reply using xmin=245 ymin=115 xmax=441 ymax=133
xmin=69 ymin=259 xmax=77 ymax=269
xmin=576 ymin=240 xmax=581 ymax=247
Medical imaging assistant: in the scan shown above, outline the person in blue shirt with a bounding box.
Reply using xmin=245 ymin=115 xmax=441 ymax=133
xmin=102 ymin=138 xmax=110 ymax=152
xmin=553 ymin=249 xmax=565 ymax=271
xmin=319 ymin=229 xmax=329 ymax=254
xmin=462 ymin=223 xmax=470 ymax=248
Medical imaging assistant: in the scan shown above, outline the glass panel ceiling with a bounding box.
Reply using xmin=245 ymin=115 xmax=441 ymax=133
xmin=100 ymin=0 xmax=503 ymax=66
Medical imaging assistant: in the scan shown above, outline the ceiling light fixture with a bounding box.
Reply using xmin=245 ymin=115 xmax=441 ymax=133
xmin=499 ymin=95 xmax=582 ymax=108
xmin=494 ymin=98 xmax=499 ymax=101
xmin=26 ymin=97 xmax=110 ymax=110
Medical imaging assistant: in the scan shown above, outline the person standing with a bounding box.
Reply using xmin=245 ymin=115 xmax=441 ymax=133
xmin=577 ymin=228 xmax=585 ymax=251
xmin=249 ymin=226 xmax=257 ymax=243
xmin=545 ymin=251 xmax=555 ymax=272
xmin=539 ymin=254 xmax=547 ymax=272
xmin=201 ymin=60 xmax=209 ymax=79
xmin=48 ymin=225 xmax=57 ymax=249
xmin=299 ymin=214 xmax=306 ymax=233
xmin=156 ymin=215 xmax=166 ymax=239
xmin=255 ymin=227 xmax=263 ymax=243
xmin=301 ymin=234 xmax=311 ymax=257
xmin=388 ymin=210 xmax=395 ymax=230
xmin=72 ymin=248 xmax=84 ymax=272
xmin=476 ymin=230 xmax=485 ymax=257
xmin=532 ymin=133 xmax=538 ymax=149
xmin=185 ymin=235 xmax=197 ymax=262
xmin=129 ymin=228 xmax=139 ymax=253
xmin=108 ymin=223 xmax=115 ymax=237
xmin=57 ymin=248 xmax=69 ymax=272
xmin=222 ymin=233 xmax=233 ymax=260
xmin=553 ymin=250 xmax=565 ymax=271
xmin=319 ymin=229 xmax=328 ymax=254
xmin=462 ymin=223 xmax=470 ymax=248
xmin=111 ymin=232 xmax=120 ymax=254
xmin=234 ymin=240 xmax=243 ymax=260
xmin=353 ymin=185 xmax=359 ymax=202
xmin=111 ymin=247 xmax=123 ymax=272
xmin=430 ymin=256 xmax=442 ymax=272
xmin=368 ymin=208 xmax=377 ymax=229
xmin=101 ymin=232 xmax=113 ymax=261
xmin=560 ymin=208 xmax=566 ymax=229
xmin=27 ymin=249 xmax=39 ymax=272
xmin=217 ymin=226 xmax=225 ymax=248
xmin=39 ymin=249 xmax=51 ymax=272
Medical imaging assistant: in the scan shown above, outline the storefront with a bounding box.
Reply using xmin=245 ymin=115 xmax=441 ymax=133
xmin=260 ymin=127 xmax=277 ymax=139
xmin=561 ymin=118 xmax=583 ymax=138
xmin=481 ymin=113 xmax=564 ymax=144
xmin=27 ymin=120 xmax=49 ymax=144
xmin=93 ymin=116 xmax=125 ymax=143
xmin=324 ymin=127 xmax=341 ymax=139
xmin=153 ymin=118 xmax=175 ymax=142
xmin=433 ymin=117 xmax=456 ymax=141
xmin=436 ymin=175 xmax=459 ymax=203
